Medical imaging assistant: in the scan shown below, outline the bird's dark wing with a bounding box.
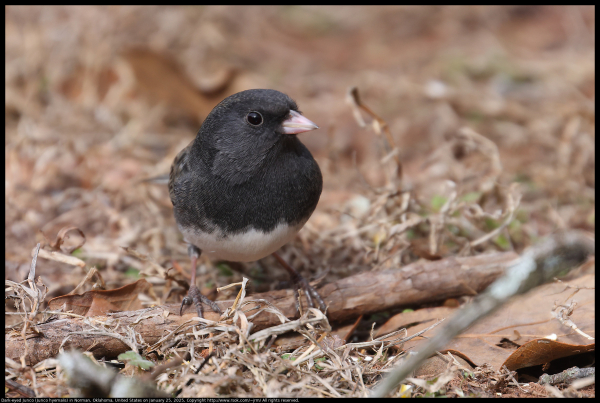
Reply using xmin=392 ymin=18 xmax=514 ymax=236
xmin=168 ymin=140 xmax=194 ymax=207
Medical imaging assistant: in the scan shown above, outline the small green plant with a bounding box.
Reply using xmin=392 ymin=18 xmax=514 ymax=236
xmin=460 ymin=192 xmax=482 ymax=203
xmin=431 ymin=195 xmax=448 ymax=212
xmin=118 ymin=351 xmax=155 ymax=370
xmin=314 ymin=357 xmax=326 ymax=370
xmin=216 ymin=263 xmax=233 ymax=276
xmin=124 ymin=267 xmax=140 ymax=279
xmin=494 ymin=233 xmax=510 ymax=250
xmin=484 ymin=217 xmax=500 ymax=230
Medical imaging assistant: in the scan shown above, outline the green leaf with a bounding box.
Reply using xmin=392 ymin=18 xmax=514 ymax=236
xmin=431 ymin=195 xmax=448 ymax=212
xmin=124 ymin=268 xmax=140 ymax=278
xmin=313 ymin=357 xmax=326 ymax=370
xmin=118 ymin=351 xmax=155 ymax=370
xmin=484 ymin=217 xmax=500 ymax=230
xmin=368 ymin=312 xmax=391 ymax=323
xmin=494 ymin=234 xmax=510 ymax=250
xmin=513 ymin=173 xmax=532 ymax=184
xmin=216 ymin=263 xmax=233 ymax=277
xmin=508 ymin=219 xmax=524 ymax=243
xmin=515 ymin=209 xmax=530 ymax=223
xmin=460 ymin=192 xmax=482 ymax=203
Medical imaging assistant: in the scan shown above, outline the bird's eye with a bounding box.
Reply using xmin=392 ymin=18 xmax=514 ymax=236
xmin=246 ymin=111 xmax=263 ymax=126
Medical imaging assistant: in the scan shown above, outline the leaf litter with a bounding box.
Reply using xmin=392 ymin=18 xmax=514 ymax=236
xmin=5 ymin=6 xmax=595 ymax=398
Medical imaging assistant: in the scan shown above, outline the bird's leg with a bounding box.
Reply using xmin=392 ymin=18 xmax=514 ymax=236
xmin=180 ymin=245 xmax=222 ymax=317
xmin=272 ymin=252 xmax=326 ymax=313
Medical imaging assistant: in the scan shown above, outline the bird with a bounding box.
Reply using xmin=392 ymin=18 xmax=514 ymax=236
xmin=168 ymin=89 xmax=326 ymax=319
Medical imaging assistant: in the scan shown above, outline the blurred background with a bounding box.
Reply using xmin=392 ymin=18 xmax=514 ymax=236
xmin=5 ymin=6 xmax=595 ymax=301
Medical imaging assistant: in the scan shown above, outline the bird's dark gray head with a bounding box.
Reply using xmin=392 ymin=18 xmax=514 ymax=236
xmin=193 ymin=89 xmax=319 ymax=184
xmin=213 ymin=89 xmax=300 ymax=130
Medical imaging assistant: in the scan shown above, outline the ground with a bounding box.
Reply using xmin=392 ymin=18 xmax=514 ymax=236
xmin=5 ymin=6 xmax=595 ymax=398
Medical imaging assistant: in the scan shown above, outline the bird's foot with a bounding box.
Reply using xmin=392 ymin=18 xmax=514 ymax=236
xmin=180 ymin=285 xmax=222 ymax=318
xmin=291 ymin=273 xmax=327 ymax=314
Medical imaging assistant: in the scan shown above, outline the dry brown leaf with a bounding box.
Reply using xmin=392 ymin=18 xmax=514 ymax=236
xmin=47 ymin=279 xmax=152 ymax=316
xmin=123 ymin=48 xmax=235 ymax=124
xmin=377 ymin=274 xmax=595 ymax=371
xmin=48 ymin=226 xmax=86 ymax=254
xmin=502 ymin=339 xmax=595 ymax=371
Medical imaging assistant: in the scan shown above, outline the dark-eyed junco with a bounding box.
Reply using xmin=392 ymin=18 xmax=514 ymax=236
xmin=169 ymin=89 xmax=326 ymax=318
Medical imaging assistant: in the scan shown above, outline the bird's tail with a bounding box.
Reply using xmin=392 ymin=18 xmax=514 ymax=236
xmin=138 ymin=174 xmax=169 ymax=185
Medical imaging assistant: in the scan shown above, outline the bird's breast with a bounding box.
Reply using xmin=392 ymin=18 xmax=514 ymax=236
xmin=179 ymin=220 xmax=307 ymax=262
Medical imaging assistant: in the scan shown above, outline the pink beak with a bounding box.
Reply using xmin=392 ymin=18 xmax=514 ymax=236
xmin=281 ymin=110 xmax=319 ymax=135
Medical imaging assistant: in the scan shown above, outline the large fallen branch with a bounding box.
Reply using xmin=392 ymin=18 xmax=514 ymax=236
xmin=6 ymin=251 xmax=518 ymax=366
xmin=372 ymin=231 xmax=595 ymax=397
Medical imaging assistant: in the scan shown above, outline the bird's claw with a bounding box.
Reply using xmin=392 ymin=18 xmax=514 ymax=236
xmin=180 ymin=295 xmax=193 ymax=316
xmin=179 ymin=285 xmax=222 ymax=318
xmin=292 ymin=274 xmax=327 ymax=314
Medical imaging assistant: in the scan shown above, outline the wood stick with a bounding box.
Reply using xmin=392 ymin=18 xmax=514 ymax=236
xmin=6 ymin=251 xmax=518 ymax=366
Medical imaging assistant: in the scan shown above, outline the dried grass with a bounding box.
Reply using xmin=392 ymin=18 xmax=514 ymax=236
xmin=5 ymin=6 xmax=594 ymax=398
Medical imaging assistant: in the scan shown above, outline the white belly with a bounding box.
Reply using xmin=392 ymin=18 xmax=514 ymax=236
xmin=179 ymin=222 xmax=305 ymax=262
